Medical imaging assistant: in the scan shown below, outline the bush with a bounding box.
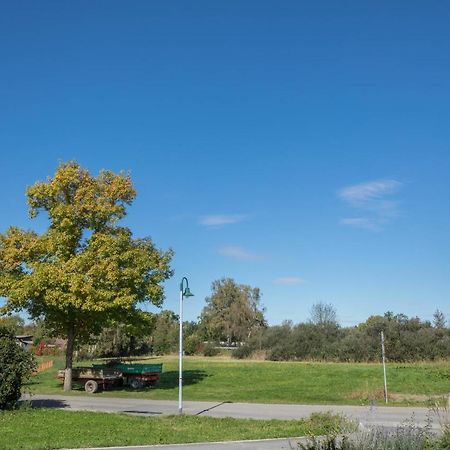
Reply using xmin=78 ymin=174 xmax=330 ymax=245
xmin=39 ymin=346 xmax=63 ymax=357
xmin=232 ymin=345 xmax=253 ymax=359
xmin=184 ymin=334 xmax=202 ymax=355
xmin=203 ymin=343 xmax=220 ymax=357
xmin=74 ymin=347 xmax=95 ymax=361
xmin=0 ymin=326 xmax=36 ymax=410
xmin=267 ymin=344 xmax=296 ymax=361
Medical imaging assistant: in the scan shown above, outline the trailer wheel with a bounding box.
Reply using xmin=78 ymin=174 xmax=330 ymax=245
xmin=85 ymin=380 xmax=99 ymax=393
xmin=129 ymin=378 xmax=144 ymax=389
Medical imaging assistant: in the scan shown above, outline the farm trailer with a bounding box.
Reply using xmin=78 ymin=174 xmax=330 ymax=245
xmin=57 ymin=367 xmax=122 ymax=393
xmin=92 ymin=363 xmax=163 ymax=389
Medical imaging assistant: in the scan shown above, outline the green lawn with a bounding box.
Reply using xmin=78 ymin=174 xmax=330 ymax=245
xmin=28 ymin=356 xmax=450 ymax=405
xmin=0 ymin=409 xmax=347 ymax=450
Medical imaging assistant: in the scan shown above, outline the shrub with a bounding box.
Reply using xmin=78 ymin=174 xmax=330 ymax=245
xmin=74 ymin=346 xmax=95 ymax=361
xmin=267 ymin=344 xmax=296 ymax=361
xmin=184 ymin=334 xmax=202 ymax=355
xmin=203 ymin=343 xmax=220 ymax=357
xmin=232 ymin=345 xmax=253 ymax=359
xmin=0 ymin=325 xmax=36 ymax=410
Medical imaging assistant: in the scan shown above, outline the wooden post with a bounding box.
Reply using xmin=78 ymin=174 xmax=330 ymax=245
xmin=381 ymin=331 xmax=388 ymax=404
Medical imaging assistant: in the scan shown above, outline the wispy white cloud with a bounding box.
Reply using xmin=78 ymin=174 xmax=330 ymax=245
xmin=338 ymin=179 xmax=403 ymax=231
xmin=338 ymin=179 xmax=402 ymax=207
xmin=199 ymin=214 xmax=248 ymax=227
xmin=273 ymin=277 xmax=305 ymax=285
xmin=218 ymin=245 xmax=263 ymax=261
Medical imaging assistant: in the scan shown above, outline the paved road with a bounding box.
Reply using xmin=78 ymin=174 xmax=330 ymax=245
xmin=26 ymin=393 xmax=438 ymax=429
xmin=71 ymin=437 xmax=312 ymax=450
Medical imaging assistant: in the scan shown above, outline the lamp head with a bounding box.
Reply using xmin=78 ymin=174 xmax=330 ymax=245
xmin=183 ymin=286 xmax=194 ymax=298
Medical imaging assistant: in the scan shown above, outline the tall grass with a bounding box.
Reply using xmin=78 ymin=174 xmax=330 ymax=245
xmin=295 ymin=404 xmax=450 ymax=449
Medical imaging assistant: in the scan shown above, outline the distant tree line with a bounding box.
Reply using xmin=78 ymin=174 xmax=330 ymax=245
xmin=3 ymin=278 xmax=449 ymax=363
xmin=84 ymin=282 xmax=449 ymax=363
xmin=244 ymin=306 xmax=450 ymax=362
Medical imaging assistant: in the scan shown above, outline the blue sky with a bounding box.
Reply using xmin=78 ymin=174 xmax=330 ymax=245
xmin=1 ymin=1 xmax=449 ymax=325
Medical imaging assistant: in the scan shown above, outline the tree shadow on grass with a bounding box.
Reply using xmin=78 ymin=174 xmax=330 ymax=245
xmin=25 ymin=369 xmax=209 ymax=394
xmin=23 ymin=399 xmax=69 ymax=409
xmin=112 ymin=370 xmax=209 ymax=392
xmin=158 ymin=370 xmax=209 ymax=390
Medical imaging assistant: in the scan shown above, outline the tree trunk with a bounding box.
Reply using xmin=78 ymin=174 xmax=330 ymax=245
xmin=63 ymin=322 xmax=75 ymax=392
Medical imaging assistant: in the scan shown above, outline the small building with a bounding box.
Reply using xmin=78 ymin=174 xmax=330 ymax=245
xmin=15 ymin=335 xmax=33 ymax=350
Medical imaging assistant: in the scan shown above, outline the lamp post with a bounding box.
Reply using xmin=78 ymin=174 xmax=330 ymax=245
xmin=179 ymin=277 xmax=194 ymax=415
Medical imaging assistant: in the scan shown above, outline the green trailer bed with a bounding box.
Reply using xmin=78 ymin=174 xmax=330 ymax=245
xmin=92 ymin=363 xmax=163 ymax=389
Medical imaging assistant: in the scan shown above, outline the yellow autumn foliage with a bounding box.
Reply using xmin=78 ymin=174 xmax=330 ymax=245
xmin=0 ymin=161 xmax=173 ymax=372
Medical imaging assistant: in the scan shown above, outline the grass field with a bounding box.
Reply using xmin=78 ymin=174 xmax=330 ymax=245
xmin=0 ymin=409 xmax=348 ymax=450
xmin=28 ymin=355 xmax=450 ymax=406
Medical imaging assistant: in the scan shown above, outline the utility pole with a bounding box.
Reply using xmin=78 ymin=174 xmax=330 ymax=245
xmin=381 ymin=331 xmax=388 ymax=404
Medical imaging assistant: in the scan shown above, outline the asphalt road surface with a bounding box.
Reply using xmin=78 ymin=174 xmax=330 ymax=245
xmin=70 ymin=437 xmax=313 ymax=450
xmin=26 ymin=394 xmax=437 ymax=428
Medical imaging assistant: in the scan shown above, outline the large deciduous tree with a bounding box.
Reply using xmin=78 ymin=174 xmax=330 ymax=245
xmin=200 ymin=278 xmax=266 ymax=345
xmin=0 ymin=162 xmax=173 ymax=390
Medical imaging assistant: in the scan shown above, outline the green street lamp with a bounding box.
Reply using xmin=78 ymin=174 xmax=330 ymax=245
xmin=179 ymin=277 xmax=194 ymax=415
